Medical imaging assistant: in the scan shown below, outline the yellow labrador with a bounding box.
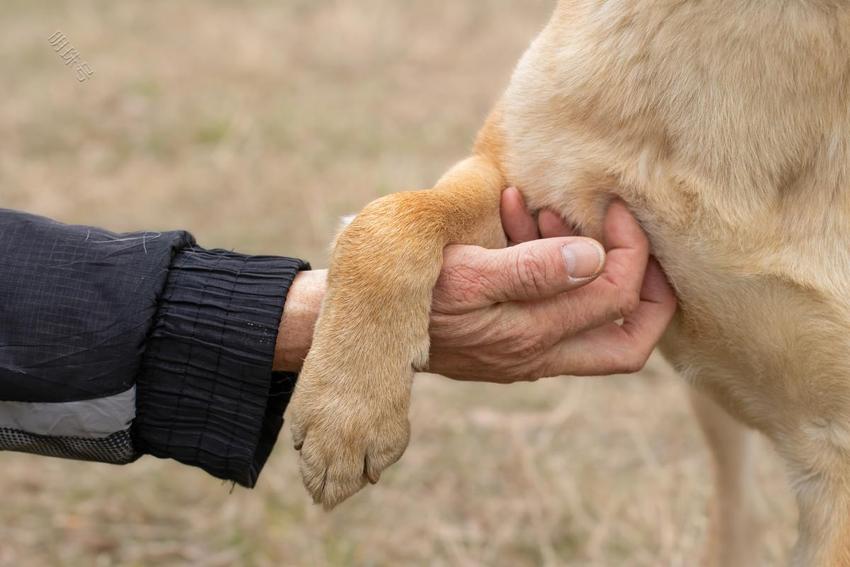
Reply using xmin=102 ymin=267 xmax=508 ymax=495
xmin=289 ymin=2 xmax=850 ymax=564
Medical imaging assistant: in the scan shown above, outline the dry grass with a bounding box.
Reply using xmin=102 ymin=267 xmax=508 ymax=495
xmin=0 ymin=1 xmax=797 ymax=565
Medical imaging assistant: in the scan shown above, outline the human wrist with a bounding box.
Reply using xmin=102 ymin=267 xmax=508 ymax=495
xmin=274 ymin=269 xmax=327 ymax=372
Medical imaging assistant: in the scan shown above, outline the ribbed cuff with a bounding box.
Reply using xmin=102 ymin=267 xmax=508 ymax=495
xmin=133 ymin=248 xmax=309 ymax=487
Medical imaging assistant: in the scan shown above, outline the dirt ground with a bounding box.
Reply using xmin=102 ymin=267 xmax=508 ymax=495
xmin=0 ymin=1 xmax=796 ymax=565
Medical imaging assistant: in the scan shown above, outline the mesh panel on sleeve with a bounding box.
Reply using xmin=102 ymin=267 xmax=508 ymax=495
xmin=0 ymin=427 xmax=135 ymax=464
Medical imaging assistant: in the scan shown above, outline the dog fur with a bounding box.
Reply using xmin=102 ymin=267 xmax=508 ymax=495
xmin=289 ymin=1 xmax=850 ymax=564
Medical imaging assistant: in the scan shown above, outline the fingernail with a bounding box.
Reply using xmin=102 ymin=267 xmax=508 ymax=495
xmin=562 ymin=240 xmax=605 ymax=281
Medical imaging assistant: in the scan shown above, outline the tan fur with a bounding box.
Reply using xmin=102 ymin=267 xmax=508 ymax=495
xmin=289 ymin=1 xmax=850 ymax=564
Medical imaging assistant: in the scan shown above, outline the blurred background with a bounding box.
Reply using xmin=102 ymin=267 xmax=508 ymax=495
xmin=1 ymin=1 xmax=797 ymax=565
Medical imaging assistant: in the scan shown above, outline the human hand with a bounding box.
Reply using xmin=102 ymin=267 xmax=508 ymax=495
xmin=426 ymin=188 xmax=677 ymax=382
xmin=274 ymin=189 xmax=677 ymax=378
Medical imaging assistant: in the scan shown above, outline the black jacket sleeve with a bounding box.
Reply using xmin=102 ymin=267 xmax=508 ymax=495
xmin=0 ymin=209 xmax=308 ymax=487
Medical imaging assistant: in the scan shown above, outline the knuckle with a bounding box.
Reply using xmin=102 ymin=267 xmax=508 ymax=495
xmin=538 ymin=324 xmax=563 ymax=348
xmin=617 ymin=347 xmax=651 ymax=374
xmin=516 ymin=363 xmax=548 ymax=383
xmin=509 ymin=370 xmax=544 ymax=383
xmin=617 ymin=360 xmax=643 ymax=375
xmin=526 ymin=357 xmax=556 ymax=381
xmin=512 ymin=329 xmax=548 ymax=360
xmin=619 ymin=289 xmax=641 ymax=317
xmin=514 ymin=251 xmax=551 ymax=297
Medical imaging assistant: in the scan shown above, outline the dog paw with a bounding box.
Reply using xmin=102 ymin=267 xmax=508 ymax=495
xmin=288 ymin=365 xmax=412 ymax=509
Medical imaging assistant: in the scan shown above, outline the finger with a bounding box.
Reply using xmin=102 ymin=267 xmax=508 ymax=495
xmin=542 ymin=259 xmax=678 ymax=376
xmin=512 ymin=257 xmax=653 ymax=346
xmin=619 ymin=258 xmax=678 ymax=345
xmin=508 ymin=202 xmax=652 ymax=342
xmin=435 ymin=237 xmax=606 ymax=312
xmin=501 ymin=187 xmax=539 ymax=244
xmin=538 ymin=209 xmax=576 ymax=238
xmin=519 ymin=276 xmax=635 ymax=344
xmin=596 ymin=200 xmax=652 ymax=317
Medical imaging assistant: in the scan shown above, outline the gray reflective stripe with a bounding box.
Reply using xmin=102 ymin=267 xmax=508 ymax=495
xmin=0 ymin=387 xmax=135 ymax=439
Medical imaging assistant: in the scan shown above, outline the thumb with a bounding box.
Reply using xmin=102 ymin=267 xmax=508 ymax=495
xmin=437 ymin=237 xmax=606 ymax=312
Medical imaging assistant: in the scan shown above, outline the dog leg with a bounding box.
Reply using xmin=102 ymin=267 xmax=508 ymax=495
xmin=690 ymin=388 xmax=764 ymax=567
xmin=787 ymin=456 xmax=850 ymax=566
xmin=288 ymin=123 xmax=507 ymax=508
